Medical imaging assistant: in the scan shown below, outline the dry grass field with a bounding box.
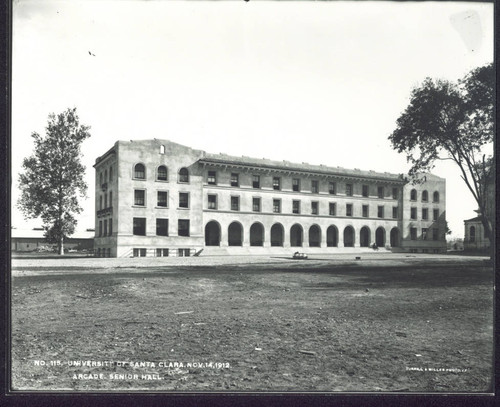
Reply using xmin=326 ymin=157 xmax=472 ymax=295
xmin=10 ymin=254 xmax=493 ymax=393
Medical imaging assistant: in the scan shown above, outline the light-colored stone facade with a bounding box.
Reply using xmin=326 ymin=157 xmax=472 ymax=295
xmin=464 ymin=216 xmax=491 ymax=251
xmin=94 ymin=139 xmax=447 ymax=257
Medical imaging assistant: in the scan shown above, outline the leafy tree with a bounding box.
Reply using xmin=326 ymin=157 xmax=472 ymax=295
xmin=389 ymin=63 xmax=494 ymax=248
xmin=18 ymin=108 xmax=91 ymax=255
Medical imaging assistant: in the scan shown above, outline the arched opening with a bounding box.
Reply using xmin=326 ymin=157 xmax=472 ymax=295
xmin=433 ymin=191 xmax=440 ymax=203
xmin=376 ymin=227 xmax=386 ymax=247
xmin=326 ymin=225 xmax=338 ymax=247
xmin=157 ymin=165 xmax=168 ymax=181
xmin=470 ymin=226 xmax=476 ymax=243
xmin=390 ymin=227 xmax=400 ymax=247
xmin=422 ymin=190 xmax=428 ymax=202
xmin=178 ymin=167 xmax=189 ymax=183
xmin=410 ymin=189 xmax=417 ymax=201
xmin=290 ymin=224 xmax=303 ymax=247
xmin=228 ymin=222 xmax=243 ymax=246
xmin=343 ymin=226 xmax=355 ymax=247
xmin=360 ymin=226 xmax=371 ymax=247
xmin=205 ymin=221 xmax=221 ymax=246
xmin=271 ymin=223 xmax=284 ymax=247
xmin=250 ymin=223 xmax=264 ymax=246
xmin=134 ymin=163 xmax=145 ymax=179
xmin=309 ymin=225 xmax=321 ymax=247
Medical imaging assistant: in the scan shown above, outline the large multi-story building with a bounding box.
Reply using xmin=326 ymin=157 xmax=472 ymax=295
xmin=93 ymin=139 xmax=446 ymax=257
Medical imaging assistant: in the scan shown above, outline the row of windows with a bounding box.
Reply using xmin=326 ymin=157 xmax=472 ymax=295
xmin=99 ymin=191 xmax=113 ymax=210
xmin=410 ymin=189 xmax=440 ymax=203
xmin=410 ymin=227 xmax=440 ymax=241
xmin=98 ymin=218 xmax=113 ymax=237
xmin=133 ymin=164 xmax=188 ymax=183
xmin=133 ymin=218 xmax=190 ymax=237
xmin=410 ymin=208 xmax=440 ymax=221
xmin=131 ymin=248 xmax=190 ymax=258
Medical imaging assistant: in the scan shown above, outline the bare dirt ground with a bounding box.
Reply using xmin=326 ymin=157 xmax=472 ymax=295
xmin=10 ymin=254 xmax=493 ymax=393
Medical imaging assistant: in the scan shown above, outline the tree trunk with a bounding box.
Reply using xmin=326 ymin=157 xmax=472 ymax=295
xmin=59 ymin=233 xmax=64 ymax=255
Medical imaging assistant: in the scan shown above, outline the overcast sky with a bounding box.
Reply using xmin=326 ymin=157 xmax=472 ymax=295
xmin=12 ymin=0 xmax=493 ymax=238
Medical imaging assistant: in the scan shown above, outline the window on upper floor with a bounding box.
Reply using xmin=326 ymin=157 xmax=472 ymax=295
xmin=328 ymin=182 xmax=336 ymax=195
xmin=134 ymin=163 xmax=145 ymax=180
xmin=252 ymin=175 xmax=260 ymax=189
xmin=311 ymin=201 xmax=319 ymax=215
xmin=178 ymin=219 xmax=190 ymax=237
xmin=208 ymin=194 xmax=217 ymax=210
xmin=377 ymin=205 xmax=384 ymax=218
xmin=252 ymin=197 xmax=261 ymax=212
xmin=273 ymin=177 xmax=281 ymax=191
xmin=179 ymin=192 xmax=189 ymax=208
xmin=329 ymin=202 xmax=336 ymax=216
xmin=293 ymin=178 xmax=300 ymax=192
xmin=378 ymin=186 xmax=384 ymax=199
xmin=433 ymin=191 xmax=440 ymax=203
xmin=346 ymin=203 xmax=353 ymax=216
xmin=178 ymin=168 xmax=189 ymax=183
xmin=157 ymin=165 xmax=168 ymax=181
xmin=422 ymin=190 xmax=428 ymax=202
xmin=156 ymin=218 xmax=169 ymax=236
xmin=392 ymin=187 xmax=398 ymax=200
xmin=157 ymin=191 xmax=168 ymax=207
xmin=362 ymin=185 xmax=369 ymax=197
xmin=392 ymin=206 xmax=398 ymax=219
xmin=231 ymin=196 xmax=240 ymax=211
xmin=410 ymin=207 xmax=417 ymax=220
xmin=422 ymin=228 xmax=428 ymax=240
xmin=293 ymin=200 xmax=301 ymax=214
xmin=311 ymin=180 xmax=319 ymax=194
xmin=345 ymin=184 xmax=353 ymax=196
xmin=99 ymin=195 xmax=103 ymax=210
xmin=362 ymin=205 xmax=369 ymax=218
xmin=273 ymin=199 xmax=281 ymax=213
xmin=410 ymin=189 xmax=417 ymax=201
xmin=422 ymin=208 xmax=428 ymax=220
xmin=207 ymin=170 xmax=217 ymax=185
xmin=231 ymin=173 xmax=239 ymax=187
xmin=433 ymin=209 xmax=439 ymax=221
xmin=134 ymin=189 xmax=145 ymax=206
xmin=109 ymin=166 xmax=113 ymax=182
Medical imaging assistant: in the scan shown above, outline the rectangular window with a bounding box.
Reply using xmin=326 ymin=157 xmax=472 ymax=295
xmin=99 ymin=195 xmax=103 ymax=210
xmin=133 ymin=248 xmax=146 ymax=257
xmin=328 ymin=182 xmax=336 ymax=195
xmin=377 ymin=206 xmax=384 ymax=218
xmin=207 ymin=170 xmax=217 ymax=185
xmin=311 ymin=201 xmax=319 ymax=215
xmin=311 ymin=180 xmax=319 ymax=194
xmin=109 ymin=219 xmax=112 ymax=236
xmin=156 ymin=248 xmax=169 ymax=257
xmin=292 ymin=178 xmax=300 ymax=192
xmin=362 ymin=185 xmax=369 ymax=197
xmin=410 ymin=227 xmax=417 ymax=240
xmin=99 ymin=220 xmax=102 ymax=237
xmin=103 ymin=219 xmax=107 ymax=236
xmin=273 ymin=177 xmax=281 ymax=190
xmin=156 ymin=218 xmax=169 ymax=236
xmin=411 ymin=207 xmax=417 ymax=220
xmin=208 ymin=194 xmax=217 ymax=210
xmin=157 ymin=191 xmax=168 ymax=207
xmin=231 ymin=196 xmax=240 ymax=211
xmin=422 ymin=208 xmax=429 ymax=220
xmin=178 ymin=248 xmax=190 ymax=257
xmin=252 ymin=197 xmax=261 ymax=212
xmin=273 ymin=199 xmax=281 ymax=213
xmin=104 ymin=194 xmax=108 ymax=208
xmin=392 ymin=187 xmax=399 ymax=200
xmin=134 ymin=189 xmax=145 ymax=206
xmin=230 ymin=173 xmax=239 ymax=187
xmin=109 ymin=191 xmax=112 ymax=208
xmin=252 ymin=175 xmax=260 ymax=189
xmin=346 ymin=184 xmax=353 ymax=196
xmin=346 ymin=203 xmax=353 ymax=217
xmin=378 ymin=186 xmax=384 ymax=199
xmin=433 ymin=209 xmax=439 ymax=221
xmin=178 ymin=219 xmax=190 ymax=237
xmin=362 ymin=205 xmax=369 ymax=218
xmin=293 ymin=200 xmax=301 ymax=214
xmin=422 ymin=228 xmax=428 ymax=240
xmin=179 ymin=192 xmax=189 ymax=208
xmin=133 ymin=217 xmax=146 ymax=236
xmin=109 ymin=166 xmax=113 ymax=181
xmin=432 ymin=228 xmax=439 ymax=241
xmin=392 ymin=207 xmax=398 ymax=219
xmin=329 ymin=202 xmax=336 ymax=216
